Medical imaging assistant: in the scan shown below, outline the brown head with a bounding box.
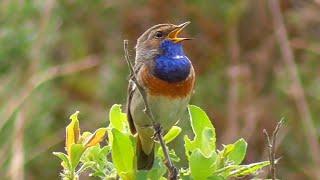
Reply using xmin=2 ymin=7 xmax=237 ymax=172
xmin=135 ymin=22 xmax=191 ymax=62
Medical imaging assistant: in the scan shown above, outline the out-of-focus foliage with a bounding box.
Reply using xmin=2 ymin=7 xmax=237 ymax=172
xmin=1 ymin=0 xmax=320 ymax=179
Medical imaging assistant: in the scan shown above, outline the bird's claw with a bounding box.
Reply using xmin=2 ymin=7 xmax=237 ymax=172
xmin=152 ymin=123 xmax=163 ymax=140
xmin=168 ymin=166 xmax=178 ymax=180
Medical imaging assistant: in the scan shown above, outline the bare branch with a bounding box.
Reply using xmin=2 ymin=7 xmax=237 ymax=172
xmin=123 ymin=40 xmax=178 ymax=180
xmin=263 ymin=119 xmax=284 ymax=180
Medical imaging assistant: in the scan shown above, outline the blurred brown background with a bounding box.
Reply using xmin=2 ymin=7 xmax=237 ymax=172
xmin=0 ymin=0 xmax=320 ymax=179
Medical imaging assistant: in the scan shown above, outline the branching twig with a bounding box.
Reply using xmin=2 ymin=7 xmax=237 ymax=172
xmin=123 ymin=40 xmax=178 ymax=180
xmin=263 ymin=119 xmax=284 ymax=180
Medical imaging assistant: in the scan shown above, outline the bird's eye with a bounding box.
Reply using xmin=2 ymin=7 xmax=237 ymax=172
xmin=155 ymin=31 xmax=163 ymax=38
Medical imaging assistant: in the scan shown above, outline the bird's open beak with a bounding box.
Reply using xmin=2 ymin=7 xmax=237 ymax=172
xmin=167 ymin=21 xmax=192 ymax=43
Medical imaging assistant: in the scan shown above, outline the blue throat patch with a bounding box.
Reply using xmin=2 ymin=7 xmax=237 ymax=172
xmin=153 ymin=40 xmax=191 ymax=83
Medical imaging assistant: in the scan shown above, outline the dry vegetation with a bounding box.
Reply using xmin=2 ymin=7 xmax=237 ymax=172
xmin=0 ymin=0 xmax=320 ymax=179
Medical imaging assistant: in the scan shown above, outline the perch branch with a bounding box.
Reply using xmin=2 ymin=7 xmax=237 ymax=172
xmin=263 ymin=119 xmax=284 ymax=180
xmin=123 ymin=40 xmax=178 ymax=180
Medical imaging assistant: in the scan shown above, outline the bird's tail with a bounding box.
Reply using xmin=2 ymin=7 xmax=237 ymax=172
xmin=137 ymin=136 xmax=154 ymax=170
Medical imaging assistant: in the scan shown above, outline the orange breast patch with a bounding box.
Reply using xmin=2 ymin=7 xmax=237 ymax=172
xmin=140 ymin=65 xmax=195 ymax=98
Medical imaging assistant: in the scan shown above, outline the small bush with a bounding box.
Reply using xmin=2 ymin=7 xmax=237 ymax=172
xmin=54 ymin=104 xmax=269 ymax=180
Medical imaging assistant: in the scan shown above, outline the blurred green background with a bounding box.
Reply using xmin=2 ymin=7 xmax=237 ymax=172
xmin=1 ymin=0 xmax=320 ymax=179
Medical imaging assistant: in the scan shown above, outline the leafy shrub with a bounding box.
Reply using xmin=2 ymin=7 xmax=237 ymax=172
xmin=54 ymin=104 xmax=269 ymax=179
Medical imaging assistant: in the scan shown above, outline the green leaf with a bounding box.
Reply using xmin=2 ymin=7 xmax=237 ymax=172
xmin=111 ymin=129 xmax=135 ymax=180
xmin=146 ymin=157 xmax=167 ymax=180
xmin=136 ymin=171 xmax=148 ymax=180
xmin=228 ymin=138 xmax=247 ymax=165
xmin=189 ymin=149 xmax=217 ymax=180
xmin=207 ymin=175 xmax=225 ymax=180
xmin=109 ymin=104 xmax=127 ymax=132
xmin=200 ymin=128 xmax=216 ymax=156
xmin=188 ymin=105 xmax=215 ymax=142
xmin=214 ymin=164 xmax=238 ymax=177
xmin=77 ymin=161 xmax=95 ymax=174
xmin=100 ymin=145 xmax=111 ymax=156
xmin=80 ymin=145 xmax=115 ymax=178
xmin=185 ymin=105 xmax=216 ymax=157
xmin=215 ymin=144 xmax=235 ymax=169
xmin=53 ymin=152 xmax=70 ymax=169
xmin=163 ymin=126 xmax=181 ymax=144
xmin=228 ymin=161 xmax=270 ymax=177
xmin=69 ymin=144 xmax=85 ymax=171
xmin=78 ymin=131 xmax=92 ymax=144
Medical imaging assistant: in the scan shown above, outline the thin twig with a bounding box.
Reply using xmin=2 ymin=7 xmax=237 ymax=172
xmin=123 ymin=40 xmax=178 ymax=180
xmin=263 ymin=119 xmax=284 ymax=180
xmin=267 ymin=0 xmax=320 ymax=173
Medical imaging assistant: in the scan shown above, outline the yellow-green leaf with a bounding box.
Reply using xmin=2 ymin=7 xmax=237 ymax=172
xmin=111 ymin=129 xmax=136 ymax=180
xmin=84 ymin=128 xmax=107 ymax=147
xmin=190 ymin=148 xmax=217 ymax=180
xmin=228 ymin=138 xmax=247 ymax=165
xmin=66 ymin=111 xmax=81 ymax=154
xmin=228 ymin=161 xmax=270 ymax=177
xmin=185 ymin=105 xmax=216 ymax=157
xmin=78 ymin=131 xmax=92 ymax=144
xmin=69 ymin=144 xmax=85 ymax=171
xmin=109 ymin=104 xmax=127 ymax=133
xmin=53 ymin=152 xmax=70 ymax=169
xmin=164 ymin=126 xmax=181 ymax=144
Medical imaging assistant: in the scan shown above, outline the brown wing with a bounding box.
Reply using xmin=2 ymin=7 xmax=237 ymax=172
xmin=126 ymin=60 xmax=144 ymax=134
xmin=126 ymin=79 xmax=137 ymax=134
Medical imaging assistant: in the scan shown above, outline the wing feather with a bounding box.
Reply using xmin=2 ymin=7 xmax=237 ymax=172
xmin=126 ymin=61 xmax=144 ymax=135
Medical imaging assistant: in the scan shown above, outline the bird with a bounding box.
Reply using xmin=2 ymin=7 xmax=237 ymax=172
xmin=126 ymin=21 xmax=195 ymax=170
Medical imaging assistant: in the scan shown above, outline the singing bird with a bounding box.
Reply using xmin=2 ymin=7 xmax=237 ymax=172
xmin=126 ymin=22 xmax=195 ymax=170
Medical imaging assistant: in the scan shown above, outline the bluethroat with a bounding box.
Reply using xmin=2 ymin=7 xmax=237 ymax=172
xmin=126 ymin=22 xmax=195 ymax=170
